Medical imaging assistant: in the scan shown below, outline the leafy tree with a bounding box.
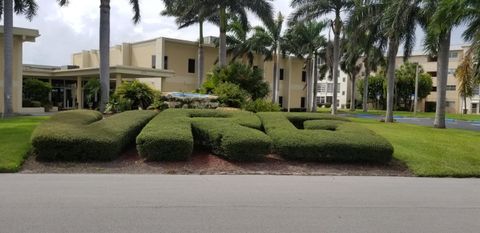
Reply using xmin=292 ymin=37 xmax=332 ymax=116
xmin=22 ymin=79 xmax=52 ymax=105
xmin=291 ymin=0 xmax=355 ymax=115
xmin=213 ymin=82 xmax=249 ymax=108
xmin=394 ymin=62 xmax=433 ymax=111
xmin=203 ymin=62 xmax=269 ymax=100
xmin=58 ymin=0 xmax=141 ymax=112
xmin=358 ymin=73 xmax=387 ymax=110
xmin=115 ymin=81 xmax=155 ymax=110
xmin=83 ymin=79 xmax=101 ymax=109
xmin=0 ymin=0 xmax=38 ymax=116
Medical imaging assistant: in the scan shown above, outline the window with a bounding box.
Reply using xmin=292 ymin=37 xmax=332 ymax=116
xmin=427 ymin=55 xmax=438 ymax=62
xmin=279 ymin=96 xmax=283 ymax=108
xmin=319 ymin=96 xmax=326 ymax=104
xmin=300 ymin=97 xmax=306 ymax=108
xmin=337 ymin=84 xmax=340 ymax=93
xmin=280 ymin=69 xmax=284 ymax=80
xmin=448 ymin=69 xmax=455 ymax=75
xmin=427 ymin=71 xmax=437 ymax=77
xmin=342 ymin=78 xmax=346 ymax=82
xmin=446 ymin=101 xmax=455 ymax=107
xmin=163 ymin=56 xmax=168 ymax=69
xmin=449 ymin=51 xmax=459 ymax=59
xmin=342 ymin=91 xmax=345 ymax=96
xmin=302 ymin=71 xmax=306 ymax=82
xmin=318 ymin=83 xmax=326 ymax=93
xmin=474 ymin=86 xmax=480 ymax=95
xmin=151 ymin=55 xmax=156 ymax=69
xmin=432 ymin=86 xmax=437 ymax=92
xmin=446 ymin=85 xmax=456 ymax=91
xmin=327 ymin=83 xmax=333 ymax=93
xmin=253 ymin=66 xmax=258 ymax=70
xmin=188 ymin=59 xmax=196 ymax=73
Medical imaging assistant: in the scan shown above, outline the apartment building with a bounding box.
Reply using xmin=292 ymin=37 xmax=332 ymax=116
xmin=316 ymin=70 xmax=350 ymax=109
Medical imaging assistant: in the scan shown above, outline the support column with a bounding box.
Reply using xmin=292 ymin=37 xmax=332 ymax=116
xmin=76 ymin=77 xmax=83 ymax=109
xmin=115 ymin=74 xmax=122 ymax=90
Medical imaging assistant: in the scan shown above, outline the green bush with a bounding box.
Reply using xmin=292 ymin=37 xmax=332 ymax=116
xmin=257 ymin=112 xmax=393 ymax=163
xmin=84 ymin=79 xmax=101 ymax=109
xmin=213 ymin=82 xmax=249 ymax=108
xmin=243 ymin=99 xmax=281 ymax=113
xmin=22 ymin=78 xmax=52 ymax=105
xmin=31 ymin=110 xmax=157 ymax=161
xmin=136 ymin=109 xmax=271 ymax=161
xmin=115 ymin=81 xmax=156 ymax=110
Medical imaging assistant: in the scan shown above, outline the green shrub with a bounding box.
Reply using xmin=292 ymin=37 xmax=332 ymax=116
xmin=115 ymin=81 xmax=156 ymax=110
xmin=136 ymin=109 xmax=271 ymax=161
xmin=257 ymin=112 xmax=393 ymax=163
xmin=213 ymin=82 xmax=249 ymax=108
xmin=22 ymin=79 xmax=52 ymax=105
xmin=84 ymin=79 xmax=101 ymax=109
xmin=31 ymin=110 xmax=157 ymax=161
xmin=243 ymin=99 xmax=281 ymax=113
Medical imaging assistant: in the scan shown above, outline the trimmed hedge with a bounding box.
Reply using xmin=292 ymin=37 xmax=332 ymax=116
xmin=31 ymin=110 xmax=157 ymax=161
xmin=136 ymin=109 xmax=271 ymax=161
xmin=257 ymin=112 xmax=393 ymax=163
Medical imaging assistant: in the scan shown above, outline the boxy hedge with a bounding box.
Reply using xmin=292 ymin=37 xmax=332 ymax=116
xmin=31 ymin=110 xmax=157 ymax=161
xmin=257 ymin=112 xmax=393 ymax=163
xmin=136 ymin=109 xmax=271 ymax=161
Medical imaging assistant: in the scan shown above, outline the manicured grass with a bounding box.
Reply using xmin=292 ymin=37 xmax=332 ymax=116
xmin=351 ymin=117 xmax=480 ymax=177
xmin=0 ymin=116 xmax=48 ymax=172
xmin=317 ymin=108 xmax=480 ymax=122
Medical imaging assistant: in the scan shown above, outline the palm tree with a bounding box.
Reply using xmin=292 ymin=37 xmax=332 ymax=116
xmin=247 ymin=12 xmax=284 ymax=103
xmin=283 ymin=20 xmax=327 ymax=112
xmin=346 ymin=0 xmax=387 ymax=112
xmin=291 ymin=0 xmax=355 ymax=115
xmin=455 ymin=48 xmax=477 ymax=114
xmin=379 ymin=0 xmax=424 ymax=122
xmin=57 ymin=0 xmax=141 ymax=112
xmin=162 ymin=0 xmax=216 ymax=89
xmin=463 ymin=1 xmax=480 ymax=77
xmin=424 ymin=0 xmax=470 ymax=128
xmin=1 ymin=0 xmax=37 ymax=117
xmin=340 ymin=38 xmax=362 ymax=111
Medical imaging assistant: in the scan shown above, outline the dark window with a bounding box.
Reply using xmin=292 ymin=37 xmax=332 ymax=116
xmin=188 ymin=59 xmax=196 ymax=73
xmin=163 ymin=56 xmax=168 ymax=69
xmin=427 ymin=71 xmax=437 ymax=77
xmin=301 ymin=97 xmax=306 ymax=108
xmin=446 ymin=85 xmax=456 ymax=91
xmin=151 ymin=55 xmax=156 ymax=69
xmin=280 ymin=69 xmax=284 ymax=80
xmin=427 ymin=56 xmax=438 ymax=62
xmin=279 ymin=96 xmax=283 ymax=108
xmin=432 ymin=86 xmax=437 ymax=92
xmin=302 ymin=71 xmax=306 ymax=82
xmin=253 ymin=66 xmax=258 ymax=70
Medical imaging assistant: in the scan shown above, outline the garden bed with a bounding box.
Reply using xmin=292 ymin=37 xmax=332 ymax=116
xmin=20 ymin=147 xmax=411 ymax=176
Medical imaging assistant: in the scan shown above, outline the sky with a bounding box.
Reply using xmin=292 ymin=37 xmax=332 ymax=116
xmin=2 ymin=0 xmax=468 ymax=66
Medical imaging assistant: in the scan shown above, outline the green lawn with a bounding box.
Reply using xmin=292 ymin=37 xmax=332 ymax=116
xmin=318 ymin=108 xmax=480 ymax=122
xmin=0 ymin=116 xmax=48 ymax=172
xmin=351 ymin=118 xmax=480 ymax=177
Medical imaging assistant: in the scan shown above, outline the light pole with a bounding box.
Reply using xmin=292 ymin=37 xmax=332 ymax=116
xmin=414 ymin=63 xmax=419 ymax=117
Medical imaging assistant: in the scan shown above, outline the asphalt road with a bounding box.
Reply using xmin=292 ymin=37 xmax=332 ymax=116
xmin=1 ymin=174 xmax=480 ymax=233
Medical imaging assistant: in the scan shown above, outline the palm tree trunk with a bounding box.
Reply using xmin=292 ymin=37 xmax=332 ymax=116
xmin=434 ymin=29 xmax=451 ymax=128
xmin=331 ymin=11 xmax=341 ymax=115
xmin=350 ymin=73 xmax=356 ymax=111
xmin=312 ymin=53 xmax=319 ymax=112
xmin=218 ymin=6 xmax=227 ymax=67
xmin=3 ymin=0 xmax=14 ymax=116
xmin=385 ymin=38 xmax=399 ymax=123
xmin=306 ymin=59 xmax=312 ymax=111
xmin=363 ymin=60 xmax=370 ymax=112
xmin=198 ymin=20 xmax=205 ymax=89
xmin=272 ymin=48 xmax=280 ymax=104
xmin=99 ymin=0 xmax=111 ymax=112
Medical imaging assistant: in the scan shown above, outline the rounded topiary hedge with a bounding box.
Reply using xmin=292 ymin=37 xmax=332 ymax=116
xmin=136 ymin=109 xmax=272 ymax=161
xmin=31 ymin=110 xmax=157 ymax=161
xmin=257 ymin=112 xmax=393 ymax=163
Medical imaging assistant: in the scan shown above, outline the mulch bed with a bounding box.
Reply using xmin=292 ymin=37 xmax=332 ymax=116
xmin=22 ymin=110 xmax=411 ymax=176
xmin=20 ymin=148 xmax=412 ymax=176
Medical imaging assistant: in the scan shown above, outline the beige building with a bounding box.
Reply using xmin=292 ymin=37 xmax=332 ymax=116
xmin=0 ymin=26 xmax=39 ymax=113
xmin=395 ymin=45 xmax=479 ymax=114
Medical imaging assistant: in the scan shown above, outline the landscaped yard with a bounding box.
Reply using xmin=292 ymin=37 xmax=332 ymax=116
xmin=318 ymin=108 xmax=480 ymax=122
xmin=352 ymin=118 xmax=480 ymax=177
xmin=0 ymin=116 xmax=48 ymax=172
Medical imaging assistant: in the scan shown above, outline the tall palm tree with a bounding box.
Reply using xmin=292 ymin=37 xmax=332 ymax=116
xmin=162 ymin=0 xmax=216 ymax=89
xmin=58 ymin=0 xmax=141 ymax=112
xmin=291 ymin=0 xmax=355 ymax=115
xmin=283 ymin=20 xmax=327 ymax=112
xmin=347 ymin=0 xmax=387 ymax=112
xmin=455 ymin=48 xmax=477 ymax=114
xmin=340 ymin=38 xmax=362 ymax=111
xmin=379 ymin=0 xmax=424 ymax=122
xmin=1 ymin=0 xmax=37 ymax=117
xmin=462 ymin=0 xmax=480 ymax=77
xmin=248 ymin=12 xmax=284 ymax=103
xmin=424 ymin=0 xmax=470 ymax=128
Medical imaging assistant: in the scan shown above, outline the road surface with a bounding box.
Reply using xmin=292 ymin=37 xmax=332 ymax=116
xmin=1 ymin=174 xmax=479 ymax=233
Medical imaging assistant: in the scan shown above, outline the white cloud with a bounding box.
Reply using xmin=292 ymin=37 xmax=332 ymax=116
xmin=1 ymin=0 xmax=468 ymax=66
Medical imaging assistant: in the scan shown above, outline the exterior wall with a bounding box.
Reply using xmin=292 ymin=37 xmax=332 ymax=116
xmin=316 ymin=69 xmax=350 ymax=109
xmin=0 ymin=36 xmax=25 ymax=113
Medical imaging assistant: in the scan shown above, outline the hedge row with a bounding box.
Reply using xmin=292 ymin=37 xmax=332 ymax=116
xmin=257 ymin=112 xmax=393 ymax=163
xmin=136 ymin=109 xmax=271 ymax=161
xmin=31 ymin=110 xmax=157 ymax=161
